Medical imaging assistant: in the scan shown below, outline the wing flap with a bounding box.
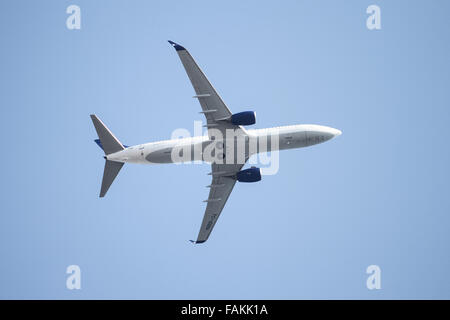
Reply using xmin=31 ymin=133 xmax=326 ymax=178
xmin=192 ymin=163 xmax=245 ymax=244
xmin=168 ymin=41 xmax=232 ymax=123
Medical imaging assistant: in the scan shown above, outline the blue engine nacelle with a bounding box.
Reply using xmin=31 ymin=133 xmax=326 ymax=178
xmin=236 ymin=167 xmax=261 ymax=183
xmin=231 ymin=111 xmax=256 ymax=126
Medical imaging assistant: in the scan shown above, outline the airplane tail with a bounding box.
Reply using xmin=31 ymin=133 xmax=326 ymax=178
xmin=99 ymin=160 xmax=124 ymax=197
xmin=90 ymin=114 xmax=125 ymax=197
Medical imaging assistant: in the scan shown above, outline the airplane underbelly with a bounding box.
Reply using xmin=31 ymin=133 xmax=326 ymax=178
xmin=280 ymin=132 xmax=307 ymax=150
xmin=145 ymin=148 xmax=174 ymax=164
xmin=145 ymin=144 xmax=201 ymax=164
xmin=262 ymin=132 xmax=308 ymax=151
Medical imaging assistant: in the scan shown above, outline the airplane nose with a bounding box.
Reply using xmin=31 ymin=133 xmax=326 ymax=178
xmin=306 ymin=126 xmax=342 ymax=145
xmin=325 ymin=127 xmax=342 ymax=138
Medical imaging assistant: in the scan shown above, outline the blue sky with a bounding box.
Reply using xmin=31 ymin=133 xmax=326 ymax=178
xmin=1 ymin=0 xmax=449 ymax=299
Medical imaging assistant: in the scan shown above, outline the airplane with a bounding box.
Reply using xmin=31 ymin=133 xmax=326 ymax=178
xmin=90 ymin=40 xmax=342 ymax=244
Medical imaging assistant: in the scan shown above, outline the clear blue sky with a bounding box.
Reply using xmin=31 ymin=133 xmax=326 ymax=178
xmin=1 ymin=0 xmax=449 ymax=299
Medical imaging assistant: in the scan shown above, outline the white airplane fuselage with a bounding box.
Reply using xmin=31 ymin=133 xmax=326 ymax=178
xmin=106 ymin=124 xmax=342 ymax=164
xmin=91 ymin=40 xmax=343 ymax=243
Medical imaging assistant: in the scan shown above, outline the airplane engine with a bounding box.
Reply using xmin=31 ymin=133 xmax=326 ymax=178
xmin=231 ymin=111 xmax=256 ymax=126
xmin=236 ymin=167 xmax=261 ymax=183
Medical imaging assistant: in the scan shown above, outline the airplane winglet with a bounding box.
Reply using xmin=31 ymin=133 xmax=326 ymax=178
xmin=168 ymin=40 xmax=186 ymax=51
xmin=189 ymin=240 xmax=206 ymax=244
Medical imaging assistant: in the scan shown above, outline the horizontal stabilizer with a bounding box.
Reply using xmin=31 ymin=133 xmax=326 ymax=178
xmin=100 ymin=160 xmax=124 ymax=197
xmin=90 ymin=115 xmax=124 ymax=155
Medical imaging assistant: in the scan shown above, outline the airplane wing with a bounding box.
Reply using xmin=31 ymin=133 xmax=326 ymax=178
xmin=192 ymin=162 xmax=246 ymax=244
xmin=168 ymin=40 xmax=240 ymax=134
xmin=168 ymin=41 xmax=249 ymax=243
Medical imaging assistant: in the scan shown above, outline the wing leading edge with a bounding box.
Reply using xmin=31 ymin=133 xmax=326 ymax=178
xmin=168 ymin=40 xmax=248 ymax=244
xmin=191 ymin=163 xmax=245 ymax=244
xmin=168 ymin=40 xmax=244 ymax=134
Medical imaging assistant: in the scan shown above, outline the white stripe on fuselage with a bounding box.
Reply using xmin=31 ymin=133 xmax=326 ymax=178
xmin=105 ymin=124 xmax=341 ymax=164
